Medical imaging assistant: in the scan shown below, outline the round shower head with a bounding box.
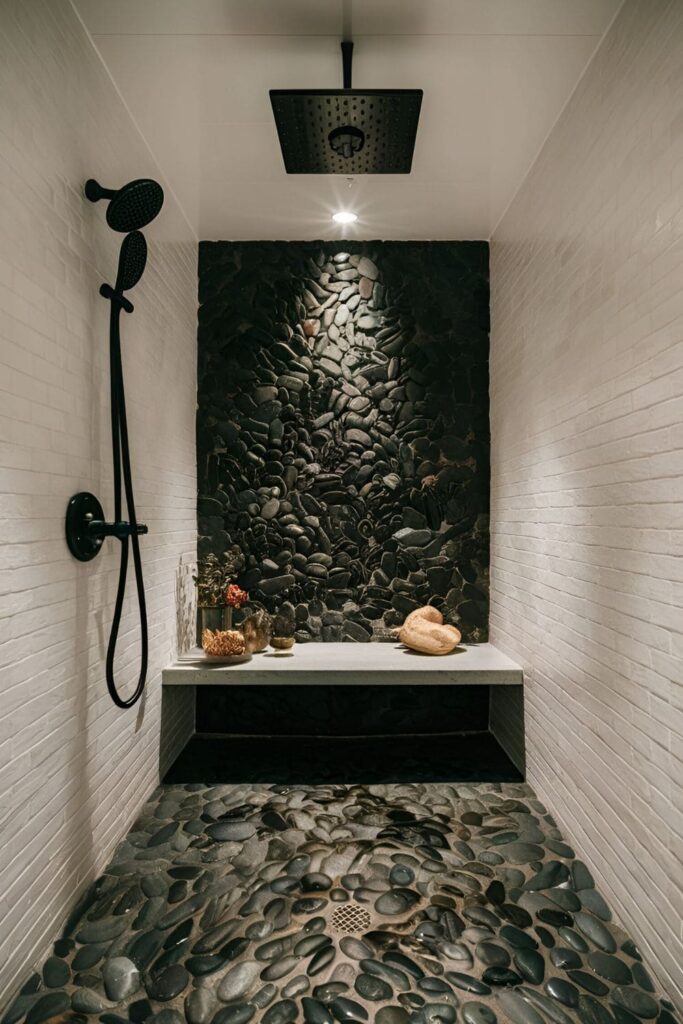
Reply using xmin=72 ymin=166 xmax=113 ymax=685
xmin=108 ymin=179 xmax=163 ymax=232
xmin=116 ymin=231 xmax=147 ymax=292
xmin=84 ymin=177 xmax=164 ymax=232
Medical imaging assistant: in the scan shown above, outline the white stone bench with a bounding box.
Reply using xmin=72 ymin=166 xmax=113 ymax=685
xmin=160 ymin=643 xmax=525 ymax=778
xmin=162 ymin=641 xmax=522 ymax=686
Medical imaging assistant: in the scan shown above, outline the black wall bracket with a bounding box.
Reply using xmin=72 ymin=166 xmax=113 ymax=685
xmin=65 ymin=491 xmax=147 ymax=562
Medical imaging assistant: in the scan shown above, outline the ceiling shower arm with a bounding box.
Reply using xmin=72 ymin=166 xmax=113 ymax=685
xmin=269 ymin=4 xmax=422 ymax=174
xmin=341 ymin=40 xmax=353 ymax=89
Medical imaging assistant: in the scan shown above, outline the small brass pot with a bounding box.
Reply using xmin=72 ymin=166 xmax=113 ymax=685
xmin=271 ymin=636 xmax=295 ymax=651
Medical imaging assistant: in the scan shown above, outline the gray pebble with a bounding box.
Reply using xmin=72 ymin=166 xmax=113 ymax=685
xmin=355 ymin=973 xmax=393 ymax=1000
xmin=496 ymin=991 xmax=544 ymax=1024
xmin=213 ymin=1005 xmax=256 ymax=1024
xmin=462 ymin=1003 xmax=497 ymax=1024
xmin=71 ymin=988 xmax=114 ymax=1013
xmin=514 ymin=950 xmax=545 ymax=984
xmin=330 ymin=996 xmax=369 ymax=1021
xmin=376 ymin=1009 xmax=411 ymax=1024
xmin=283 ymin=975 xmax=310 ymax=997
xmin=574 ymin=912 xmax=617 ymax=953
xmin=545 ymin=978 xmax=579 ymax=1008
xmin=375 ymin=891 xmax=409 ymax=915
xmin=340 ymin=937 xmax=372 ymax=960
xmin=218 ymin=961 xmax=262 ymax=1002
xmin=303 ymin=997 xmax=334 ymax=1024
xmin=413 ymin=1006 xmax=457 ymax=1024
xmin=261 ymin=955 xmax=301 ymax=981
xmin=42 ymin=957 xmax=69 ymax=989
xmin=147 ymin=963 xmax=189 ymax=1001
xmin=102 ymin=956 xmax=140 ymax=1000
xmin=207 ymin=822 xmax=256 ymax=842
xmin=611 ymin=987 xmax=659 ymax=1019
xmin=587 ymin=951 xmax=632 ymax=984
xmin=185 ymin=988 xmax=216 ymax=1024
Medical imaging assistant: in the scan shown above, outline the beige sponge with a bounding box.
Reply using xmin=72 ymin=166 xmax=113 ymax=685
xmin=398 ymin=606 xmax=462 ymax=655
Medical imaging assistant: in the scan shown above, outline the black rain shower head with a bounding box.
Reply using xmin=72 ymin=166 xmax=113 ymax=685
xmin=116 ymin=231 xmax=147 ymax=292
xmin=84 ymin=177 xmax=164 ymax=231
xmin=270 ymin=41 xmax=422 ymax=174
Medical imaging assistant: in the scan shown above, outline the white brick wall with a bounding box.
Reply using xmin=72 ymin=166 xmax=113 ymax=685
xmin=0 ymin=0 xmax=197 ymax=1005
xmin=490 ymin=0 xmax=683 ymax=1009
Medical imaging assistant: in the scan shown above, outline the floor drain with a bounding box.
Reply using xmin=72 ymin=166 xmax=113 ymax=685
xmin=330 ymin=903 xmax=373 ymax=934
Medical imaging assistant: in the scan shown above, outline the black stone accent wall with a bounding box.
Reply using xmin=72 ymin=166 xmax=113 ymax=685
xmin=197 ymin=241 xmax=490 ymax=642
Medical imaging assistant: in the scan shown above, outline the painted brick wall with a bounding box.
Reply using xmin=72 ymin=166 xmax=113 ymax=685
xmin=0 ymin=0 xmax=197 ymax=1005
xmin=490 ymin=0 xmax=683 ymax=1008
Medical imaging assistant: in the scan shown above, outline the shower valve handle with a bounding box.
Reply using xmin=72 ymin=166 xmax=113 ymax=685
xmin=65 ymin=492 xmax=146 ymax=561
xmin=86 ymin=517 xmax=148 ymax=540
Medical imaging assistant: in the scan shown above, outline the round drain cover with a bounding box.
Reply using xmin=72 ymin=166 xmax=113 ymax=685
xmin=330 ymin=903 xmax=373 ymax=934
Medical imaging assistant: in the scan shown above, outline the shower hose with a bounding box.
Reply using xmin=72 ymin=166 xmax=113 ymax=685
xmin=105 ymin=295 xmax=148 ymax=708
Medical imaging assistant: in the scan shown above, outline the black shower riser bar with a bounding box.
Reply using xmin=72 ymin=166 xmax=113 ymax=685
xmin=65 ymin=177 xmax=164 ymax=709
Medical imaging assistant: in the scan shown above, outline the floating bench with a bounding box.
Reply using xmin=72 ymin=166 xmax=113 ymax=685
xmin=160 ymin=642 xmax=525 ymax=783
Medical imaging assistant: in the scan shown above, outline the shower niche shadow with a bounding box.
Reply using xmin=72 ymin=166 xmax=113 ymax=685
xmin=163 ymin=682 xmax=524 ymax=785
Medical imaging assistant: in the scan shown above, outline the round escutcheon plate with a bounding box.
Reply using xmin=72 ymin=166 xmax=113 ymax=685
xmin=65 ymin=491 xmax=105 ymax=562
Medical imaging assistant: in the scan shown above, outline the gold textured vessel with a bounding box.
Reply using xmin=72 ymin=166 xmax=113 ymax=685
xmin=270 ymin=636 xmax=295 ymax=651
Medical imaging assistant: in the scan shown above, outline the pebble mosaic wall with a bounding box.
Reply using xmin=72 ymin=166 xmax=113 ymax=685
xmin=197 ymin=242 xmax=490 ymax=642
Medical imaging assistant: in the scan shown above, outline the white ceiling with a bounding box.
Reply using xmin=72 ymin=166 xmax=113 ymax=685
xmin=74 ymin=0 xmax=621 ymax=241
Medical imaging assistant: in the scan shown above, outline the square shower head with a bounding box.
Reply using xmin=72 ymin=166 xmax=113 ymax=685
xmin=270 ymin=88 xmax=423 ymax=174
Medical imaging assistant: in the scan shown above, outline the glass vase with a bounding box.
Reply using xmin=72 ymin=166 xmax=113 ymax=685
xmin=197 ymin=606 xmax=232 ymax=647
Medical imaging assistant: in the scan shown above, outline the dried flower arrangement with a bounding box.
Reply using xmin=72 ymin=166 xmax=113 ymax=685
xmin=226 ymin=583 xmax=249 ymax=609
xmin=201 ymin=628 xmax=246 ymax=657
xmin=194 ymin=547 xmax=245 ymax=608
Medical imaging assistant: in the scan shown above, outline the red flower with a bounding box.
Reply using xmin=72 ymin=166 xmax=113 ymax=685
xmin=226 ymin=583 xmax=249 ymax=609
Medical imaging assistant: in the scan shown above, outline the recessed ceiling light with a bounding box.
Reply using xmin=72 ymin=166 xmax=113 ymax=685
xmin=333 ymin=211 xmax=357 ymax=224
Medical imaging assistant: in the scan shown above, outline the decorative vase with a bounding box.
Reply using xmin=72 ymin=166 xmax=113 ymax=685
xmin=242 ymin=609 xmax=272 ymax=653
xmin=197 ymin=606 xmax=232 ymax=646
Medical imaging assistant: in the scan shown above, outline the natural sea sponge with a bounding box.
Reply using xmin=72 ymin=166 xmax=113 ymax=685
xmin=404 ymin=606 xmax=443 ymax=627
xmin=398 ymin=606 xmax=461 ymax=655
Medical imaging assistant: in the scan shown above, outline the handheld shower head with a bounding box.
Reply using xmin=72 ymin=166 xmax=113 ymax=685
xmin=84 ymin=177 xmax=164 ymax=232
xmin=116 ymin=231 xmax=147 ymax=292
xmin=99 ymin=231 xmax=147 ymax=311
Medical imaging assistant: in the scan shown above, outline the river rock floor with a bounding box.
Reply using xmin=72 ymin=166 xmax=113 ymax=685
xmin=2 ymin=782 xmax=677 ymax=1024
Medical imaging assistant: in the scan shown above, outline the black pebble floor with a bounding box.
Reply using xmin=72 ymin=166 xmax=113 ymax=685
xmin=2 ymin=779 xmax=678 ymax=1024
